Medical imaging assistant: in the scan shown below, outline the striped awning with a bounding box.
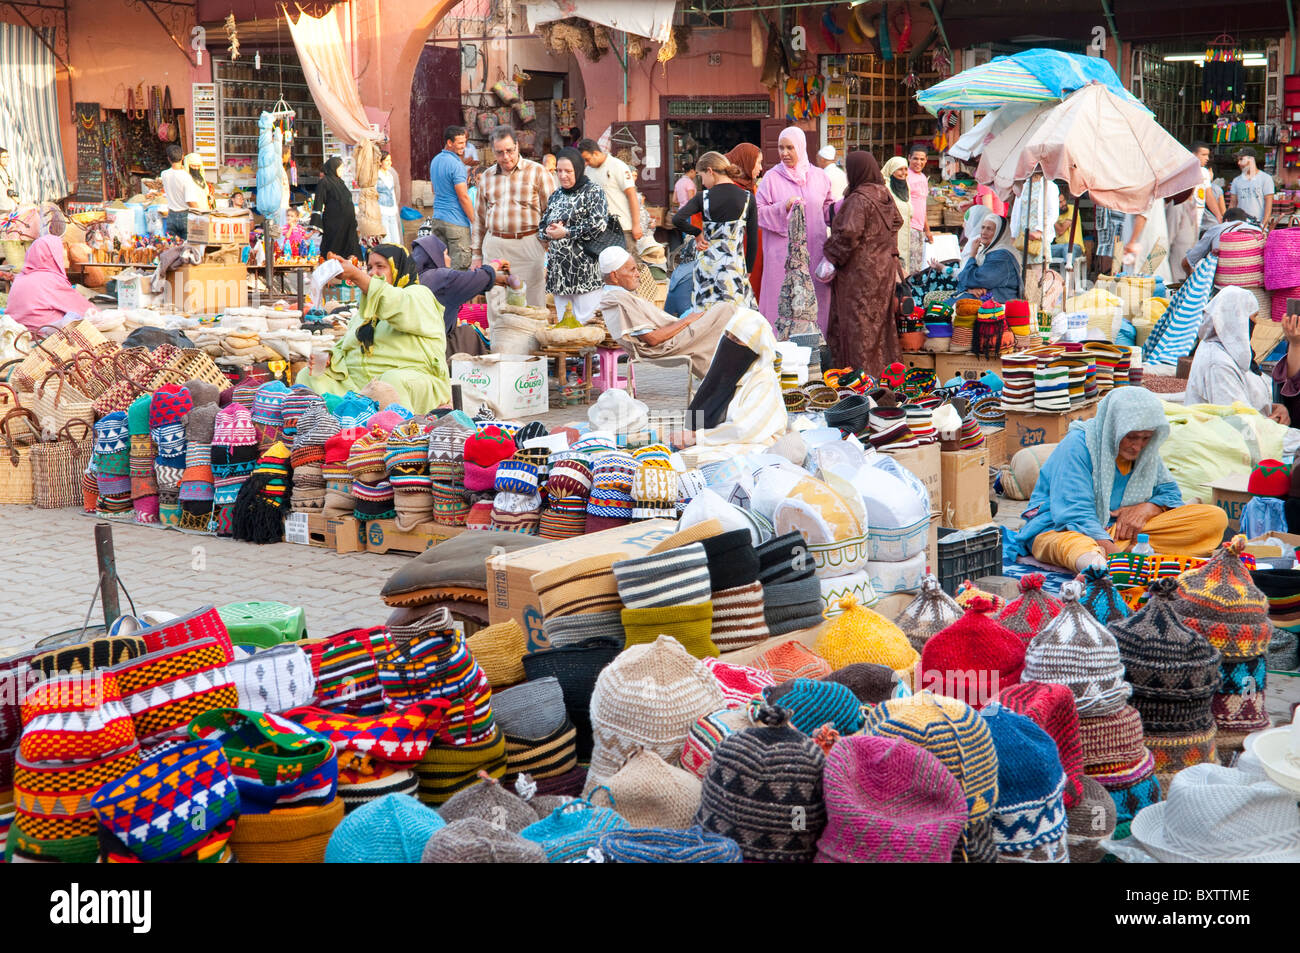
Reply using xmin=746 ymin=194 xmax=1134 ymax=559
xmin=917 ymin=59 xmax=1058 ymax=114
xmin=0 ymin=23 xmax=71 ymax=202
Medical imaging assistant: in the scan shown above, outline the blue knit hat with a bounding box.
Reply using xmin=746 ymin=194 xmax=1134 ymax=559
xmin=250 ymin=381 xmax=292 ymax=427
xmin=324 ymin=792 xmax=446 ymax=863
xmin=519 ymin=800 xmax=629 ymax=863
xmin=762 ymin=678 xmax=865 ymax=737
xmin=981 ymin=702 xmax=1068 ymax=862
xmin=596 ymin=826 xmax=743 ymax=863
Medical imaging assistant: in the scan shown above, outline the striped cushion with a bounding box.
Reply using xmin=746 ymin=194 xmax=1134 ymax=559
xmin=1146 ymin=253 xmax=1218 ymax=367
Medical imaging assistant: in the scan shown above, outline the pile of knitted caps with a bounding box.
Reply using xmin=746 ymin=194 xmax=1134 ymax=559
xmin=784 ymin=362 xmax=997 ymax=453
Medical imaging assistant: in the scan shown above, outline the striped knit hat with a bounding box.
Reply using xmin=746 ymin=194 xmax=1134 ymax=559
xmin=585 ymin=635 xmax=725 ymax=793
xmin=532 ymin=552 xmax=627 ymax=619
xmin=981 ymin=702 xmax=1068 ymax=863
xmin=491 ymin=677 xmax=577 ymax=784
xmin=680 ymin=706 xmax=751 ymax=779
xmin=112 ymin=638 xmax=238 ymax=745
xmin=995 ymin=681 xmax=1085 ymax=809
xmin=543 ymin=609 xmax=625 ymax=648
xmin=519 ymin=635 xmax=623 ymax=761
xmin=699 ymin=530 xmax=770 ymax=653
xmin=815 ymin=734 xmax=967 ymax=863
xmin=694 ymin=704 xmax=826 ymax=862
xmin=612 ymin=544 xmax=712 ymax=609
xmin=1023 ymin=581 xmax=1131 ymax=717
xmin=894 ymin=574 xmax=963 ymax=653
xmin=250 ymin=380 xmax=291 ymax=427
xmin=596 ymin=826 xmax=742 ymax=863
xmin=1078 ymin=703 xmax=1146 ymax=770
xmin=763 ymin=677 xmax=865 ymax=736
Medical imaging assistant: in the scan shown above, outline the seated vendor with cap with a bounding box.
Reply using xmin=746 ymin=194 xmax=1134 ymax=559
xmin=596 ymin=246 xmax=741 ymax=380
xmin=1016 ymin=387 xmax=1228 ymax=573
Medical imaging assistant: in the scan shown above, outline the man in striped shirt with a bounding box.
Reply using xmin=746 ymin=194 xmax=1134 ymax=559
xmin=472 ymin=126 xmax=554 ymax=314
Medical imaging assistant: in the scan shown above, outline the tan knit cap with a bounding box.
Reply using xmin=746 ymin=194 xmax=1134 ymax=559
xmin=531 ymin=551 xmax=628 ymax=618
xmin=592 ymin=748 xmax=702 ymax=829
xmin=648 ymin=518 xmax=726 ymax=554
xmin=466 ymin=619 xmax=528 ymax=688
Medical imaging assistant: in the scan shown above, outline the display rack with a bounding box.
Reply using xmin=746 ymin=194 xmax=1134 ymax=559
xmin=823 ymin=53 xmax=939 ymax=161
xmin=214 ymin=56 xmax=325 ymax=184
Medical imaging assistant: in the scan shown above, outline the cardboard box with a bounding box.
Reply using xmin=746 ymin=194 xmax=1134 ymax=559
xmin=1002 ymin=398 xmax=1100 ymax=453
xmin=113 ymin=272 xmax=155 ymax=309
xmin=362 ymin=519 xmax=463 ymax=555
xmin=902 ymin=352 xmax=935 ymax=371
xmin=873 ymin=592 xmax=914 ymax=621
xmin=717 ymin=620 xmax=828 ymax=668
xmin=165 ymin=263 xmax=248 ymax=313
xmin=451 ymin=353 xmax=549 ymax=419
xmin=934 ymin=353 xmax=1001 ymax=383
xmin=1244 ymin=532 xmax=1300 ymax=561
xmin=332 ymin=516 xmax=366 ymax=554
xmin=487 ymin=520 xmax=678 ymax=650
xmin=982 ymin=426 xmax=1007 ymax=468
xmin=188 ymin=209 xmax=251 ymax=246
xmin=1209 ymin=472 xmax=1251 ymax=531
xmin=885 ymin=443 xmax=941 ymax=515
xmin=940 ymin=447 xmax=992 ymax=529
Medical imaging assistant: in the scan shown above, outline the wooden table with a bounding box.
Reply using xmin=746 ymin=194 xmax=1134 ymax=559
xmin=538 ymin=345 xmax=595 ymax=405
xmin=268 ymin=263 xmax=313 ymax=315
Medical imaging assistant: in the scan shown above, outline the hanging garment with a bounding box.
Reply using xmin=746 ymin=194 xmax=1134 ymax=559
xmin=776 ymin=202 xmax=820 ymax=341
xmin=692 ymin=192 xmax=759 ymax=312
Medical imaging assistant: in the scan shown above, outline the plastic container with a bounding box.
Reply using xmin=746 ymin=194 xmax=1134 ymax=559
xmin=1131 ymin=534 xmax=1155 ymax=556
xmin=936 ymin=525 xmax=1003 ymax=595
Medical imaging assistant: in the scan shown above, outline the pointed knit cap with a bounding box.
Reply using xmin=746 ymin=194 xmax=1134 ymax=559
xmin=1066 ymin=774 xmax=1116 ymax=862
xmin=822 ymin=663 xmax=905 ymax=705
xmin=981 ymin=702 xmax=1069 ymax=862
xmin=815 ymin=734 xmax=968 ymax=863
xmin=920 ymin=597 xmax=1025 ymax=709
xmin=438 ymin=777 xmax=539 ymax=833
xmin=1023 ymin=581 xmax=1132 ymax=718
xmin=894 ymin=574 xmax=963 ymax=652
xmin=584 ymin=635 xmax=725 ymax=793
xmin=1079 ymin=565 xmax=1131 ymax=624
xmin=421 ymin=817 xmax=548 ymax=863
xmin=694 ymin=704 xmax=827 ymax=863
xmin=998 ymin=574 xmax=1063 ymax=643
xmin=995 ymin=681 xmax=1085 ymax=809
xmin=1112 ymin=578 xmax=1222 ymax=693
xmin=763 ymin=677 xmax=865 ymax=736
xmin=592 ymin=748 xmax=702 ymax=829
xmin=751 ymin=640 xmax=833 ymax=682
xmin=1171 ymin=536 xmax=1273 ymax=660
xmin=862 ymin=693 xmax=999 ymax=826
xmin=815 ymin=596 xmax=919 ymax=672
xmin=324 ymin=792 xmax=446 ymax=863
xmin=149 ymin=384 xmax=193 ymax=427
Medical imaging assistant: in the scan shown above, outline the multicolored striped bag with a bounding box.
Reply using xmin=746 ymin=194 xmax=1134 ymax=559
xmin=1214 ymin=225 xmax=1266 ymax=288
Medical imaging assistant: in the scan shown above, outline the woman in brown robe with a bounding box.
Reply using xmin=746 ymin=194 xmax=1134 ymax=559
xmin=824 ymin=151 xmax=904 ymax=371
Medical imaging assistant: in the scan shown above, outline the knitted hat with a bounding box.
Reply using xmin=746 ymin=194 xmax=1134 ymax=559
xmin=112 ymin=638 xmax=238 ymax=745
xmin=980 ymin=703 xmax=1068 ymax=862
xmin=816 ymin=734 xmax=967 ymax=863
xmin=1023 ymin=581 xmax=1131 ymax=717
xmin=998 ymin=575 xmax=1063 ymax=643
xmin=596 ymin=826 xmax=742 ymax=863
xmin=612 ymin=543 xmax=712 ymax=610
xmin=995 ymin=681 xmax=1085 ymax=809
xmin=764 ymin=576 xmax=826 ymax=636
xmin=421 ymin=817 xmax=549 ymax=862
xmin=465 ymin=620 xmax=527 ymax=688
xmin=752 ymin=640 xmax=833 ymax=682
xmin=519 ymin=799 xmax=629 ymax=862
xmin=548 ymin=459 xmax=593 ymax=499
xmin=893 ymin=575 xmax=964 ymax=653
xmin=698 ymin=529 xmax=760 ymax=592
xmin=815 ymin=596 xmax=919 ymax=674
xmin=1079 ymin=565 xmax=1131 ymax=624
xmin=920 ymin=598 xmax=1025 ymax=709
xmin=862 ymin=693 xmax=999 ymax=825
xmin=590 ymin=748 xmax=702 ymax=829
xmin=620 ymin=603 xmax=718 ymax=658
xmin=531 ymin=552 xmax=627 ymax=619
xmin=756 ymin=532 xmax=816 ymax=586
xmin=822 ymin=663 xmax=904 ymax=705
xmin=337 ymin=770 xmax=420 ymax=813
xmin=414 ymin=729 xmax=508 ymax=806
xmin=694 ymin=704 xmax=826 ymax=863
xmin=701 ymin=657 xmax=777 ymax=709
xmin=585 ymin=635 xmax=725 ymax=793
xmin=230 ymin=442 xmax=294 ymax=544
xmin=520 ymin=636 xmax=625 ymax=761
xmin=11 ymin=743 xmax=144 ymax=856
xmin=1248 ymin=459 xmax=1291 ymax=498
xmin=149 ymin=384 xmax=193 ymax=428
xmin=1078 ymin=703 xmax=1146 ymax=772
xmin=18 ymin=673 xmax=135 ymax=764
xmin=492 ymin=677 xmax=572 ymax=768
xmin=544 ymin=610 xmax=626 ymax=649
xmin=300 ymin=626 xmax=389 ymax=716
xmin=1067 ymin=774 xmax=1116 ymax=862
xmin=680 ymin=706 xmax=751 ymax=779
xmin=763 ymin=678 xmax=865 ymax=736
xmin=27 ymin=636 xmax=145 ymax=678
xmin=323 ymin=792 xmax=445 ymax=862
xmin=250 ymin=380 xmax=291 ymax=427
xmin=438 ymin=776 xmax=539 ymax=832
xmin=1212 ymin=655 xmax=1271 ymax=732
xmin=1172 ymin=537 xmax=1274 ymax=660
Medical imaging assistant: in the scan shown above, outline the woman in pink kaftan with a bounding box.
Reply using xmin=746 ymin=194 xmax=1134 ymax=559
xmin=754 ymin=126 xmax=833 ymax=335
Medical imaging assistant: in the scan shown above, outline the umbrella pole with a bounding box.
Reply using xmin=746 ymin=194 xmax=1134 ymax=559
xmin=1020 ymin=175 xmax=1034 ymax=293
xmin=1063 ymin=199 xmax=1080 ymax=293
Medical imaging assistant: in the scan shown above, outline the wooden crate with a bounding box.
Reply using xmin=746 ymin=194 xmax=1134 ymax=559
xmin=362 ymin=519 xmax=464 ymax=556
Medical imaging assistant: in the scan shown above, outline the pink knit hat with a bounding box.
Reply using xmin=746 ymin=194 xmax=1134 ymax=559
xmin=815 ymin=734 xmax=968 ymax=863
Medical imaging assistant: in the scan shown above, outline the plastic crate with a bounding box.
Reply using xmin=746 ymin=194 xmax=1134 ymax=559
xmin=217 ymin=601 xmax=307 ymax=649
xmin=936 ymin=525 xmax=1002 ymax=596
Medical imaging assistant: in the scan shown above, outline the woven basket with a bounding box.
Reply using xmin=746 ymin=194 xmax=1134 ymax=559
xmin=31 ymin=366 xmax=94 ymax=435
xmin=0 ymin=383 xmax=40 ymax=444
xmin=31 ymin=420 xmax=93 ymax=509
xmin=175 ymin=349 xmax=229 ymax=390
xmin=0 ymin=408 xmax=39 ymax=504
xmin=536 ymin=325 xmax=605 ymax=348
xmin=10 ymin=320 xmax=110 ymax=392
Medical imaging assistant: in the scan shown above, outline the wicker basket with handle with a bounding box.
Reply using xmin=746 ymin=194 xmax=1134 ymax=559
xmin=31 ymin=419 xmax=94 ymax=509
xmin=31 ymin=363 xmax=95 ymax=435
xmin=0 ymin=408 xmax=40 ymax=504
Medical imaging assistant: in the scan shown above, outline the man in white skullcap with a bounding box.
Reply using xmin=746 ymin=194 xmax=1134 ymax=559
xmin=595 ymin=246 xmax=740 ymax=379
xmin=816 ymin=145 xmax=848 ymax=202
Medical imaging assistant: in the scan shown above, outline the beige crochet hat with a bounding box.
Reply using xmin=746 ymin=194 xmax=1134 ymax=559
xmin=592 ymin=748 xmax=702 ymax=829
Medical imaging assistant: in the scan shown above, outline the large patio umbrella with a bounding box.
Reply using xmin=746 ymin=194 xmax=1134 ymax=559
xmin=975 ymin=84 xmax=1200 ymax=214
xmin=917 ymin=49 xmax=1148 ymax=116
xmin=947 ymin=102 xmax=1037 ymax=162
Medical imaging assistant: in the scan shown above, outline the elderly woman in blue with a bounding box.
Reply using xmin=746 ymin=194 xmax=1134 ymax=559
xmin=1016 ymin=387 xmax=1227 ymax=572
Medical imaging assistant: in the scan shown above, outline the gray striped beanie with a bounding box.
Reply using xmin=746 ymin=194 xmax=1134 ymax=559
xmin=612 ymin=543 xmax=712 ymax=609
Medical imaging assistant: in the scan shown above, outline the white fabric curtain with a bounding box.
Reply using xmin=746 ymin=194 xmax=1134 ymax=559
xmin=524 ymin=0 xmax=676 ymax=42
xmin=285 ymin=7 xmax=377 ymax=148
xmin=0 ymin=24 xmax=71 ymax=202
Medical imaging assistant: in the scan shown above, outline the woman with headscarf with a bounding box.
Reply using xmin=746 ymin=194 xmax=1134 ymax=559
xmin=184 ymin=153 xmax=213 ymax=212
xmin=726 ymin=142 xmax=765 ymax=299
xmin=823 ymin=151 xmax=904 ymax=371
xmin=537 ymin=147 xmax=608 ymax=323
xmin=314 ymin=156 xmax=362 ymax=261
xmin=755 ymin=127 xmax=833 ymax=335
xmin=880 ymin=156 xmax=915 ymax=269
xmin=1015 ymin=387 xmax=1228 ymax=572
xmin=5 ymin=234 xmax=98 ymax=333
xmin=672 ymin=151 xmax=758 ymax=311
xmin=410 ymin=232 xmax=508 ymax=359
xmin=668 ymin=306 xmax=787 ymax=465
xmin=296 ymin=245 xmax=450 ymax=413
xmin=1186 ymin=286 xmax=1290 ymax=422
xmin=954 ymin=213 xmax=1022 ymax=302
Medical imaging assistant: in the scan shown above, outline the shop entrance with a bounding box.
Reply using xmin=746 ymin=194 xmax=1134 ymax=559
xmin=661 ymin=96 xmax=771 ymax=193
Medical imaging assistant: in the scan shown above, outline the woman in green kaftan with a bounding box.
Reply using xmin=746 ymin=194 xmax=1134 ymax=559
xmin=297 ymin=245 xmax=452 ymax=413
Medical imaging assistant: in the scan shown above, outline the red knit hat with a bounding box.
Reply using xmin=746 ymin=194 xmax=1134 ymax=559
xmin=919 ymin=596 xmax=1025 ymax=709
xmin=323 ymin=427 xmax=367 ymax=465
xmin=463 ymin=426 xmax=516 ymax=467
xmin=1248 ymin=459 xmax=1291 ymax=498
xmin=998 ymin=574 xmax=1063 ymax=645
xmin=751 ymin=640 xmax=833 ymax=683
xmin=1003 ymin=300 xmax=1032 ymax=320
xmin=995 ymin=681 xmax=1084 ymax=808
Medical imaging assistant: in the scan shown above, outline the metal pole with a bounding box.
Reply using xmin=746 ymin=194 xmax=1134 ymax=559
xmin=1063 ymin=199 xmax=1081 ymax=292
xmin=1019 ymin=174 xmax=1033 ymax=293
xmin=94 ymin=523 xmax=121 ymax=630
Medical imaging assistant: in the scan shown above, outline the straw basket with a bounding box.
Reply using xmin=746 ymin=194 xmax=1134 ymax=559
xmin=0 ymin=408 xmax=40 ymax=504
xmin=31 ymin=420 xmax=94 ymax=509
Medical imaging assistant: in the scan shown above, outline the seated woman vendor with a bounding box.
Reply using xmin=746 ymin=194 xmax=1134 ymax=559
xmin=1016 ymin=387 xmax=1228 ymax=572
xmin=296 ymin=246 xmax=451 ymax=414
xmin=1186 ymin=285 xmax=1290 ymax=423
xmin=954 ymin=213 xmax=1022 ymax=302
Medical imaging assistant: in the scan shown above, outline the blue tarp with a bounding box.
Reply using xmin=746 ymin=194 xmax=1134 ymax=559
xmin=1006 ymin=50 xmax=1131 ymax=101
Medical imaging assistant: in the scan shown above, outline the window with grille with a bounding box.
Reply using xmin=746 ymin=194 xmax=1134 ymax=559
xmin=666 ymin=98 xmax=771 ymax=119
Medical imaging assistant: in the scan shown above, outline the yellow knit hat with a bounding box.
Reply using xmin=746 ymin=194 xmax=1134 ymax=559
xmin=815 ymin=595 xmax=920 ymax=674
xmin=466 ymin=619 xmax=528 ymax=688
